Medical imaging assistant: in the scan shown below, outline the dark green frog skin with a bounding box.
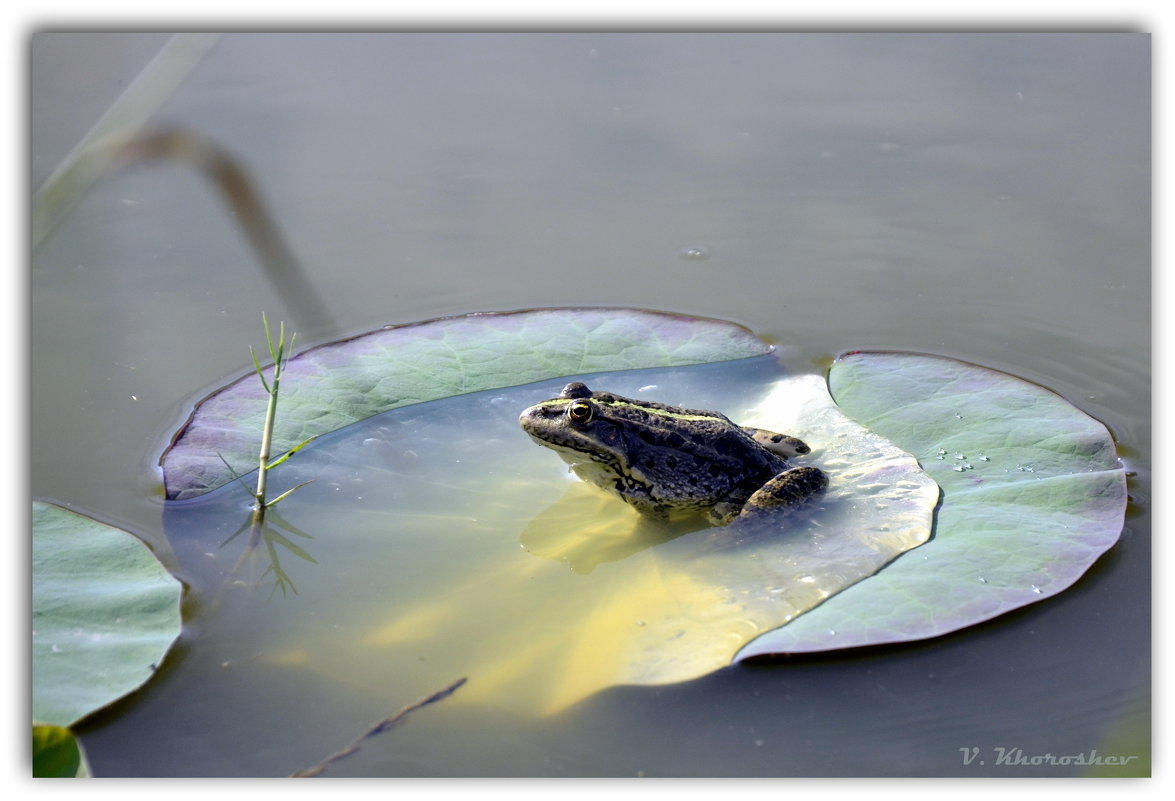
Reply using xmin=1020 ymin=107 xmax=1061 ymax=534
xmin=519 ymin=382 xmax=827 ymax=525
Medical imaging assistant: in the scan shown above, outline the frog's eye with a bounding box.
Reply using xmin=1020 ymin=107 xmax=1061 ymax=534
xmin=566 ymin=399 xmax=594 ymax=425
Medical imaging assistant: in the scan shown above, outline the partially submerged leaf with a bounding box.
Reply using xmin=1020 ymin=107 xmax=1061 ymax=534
xmin=162 ymin=360 xmax=937 ymax=715
xmin=736 ymin=351 xmax=1127 ymax=658
xmin=161 ymin=308 xmax=771 ymax=500
xmin=32 ymin=502 xmax=183 ymax=727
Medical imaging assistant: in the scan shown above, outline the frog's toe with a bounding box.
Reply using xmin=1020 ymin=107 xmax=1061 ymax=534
xmin=708 ymin=501 xmax=743 ymax=527
xmin=743 ymin=428 xmax=811 ymax=457
xmin=738 ymin=466 xmax=828 ymax=521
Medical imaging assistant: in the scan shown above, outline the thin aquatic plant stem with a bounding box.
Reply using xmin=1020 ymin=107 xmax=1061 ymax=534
xmin=254 ymin=365 xmax=279 ymax=512
xmin=253 ymin=315 xmax=292 ymax=515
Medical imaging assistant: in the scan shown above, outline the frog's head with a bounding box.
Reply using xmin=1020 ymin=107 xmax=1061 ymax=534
xmin=519 ymin=382 xmax=632 ymax=485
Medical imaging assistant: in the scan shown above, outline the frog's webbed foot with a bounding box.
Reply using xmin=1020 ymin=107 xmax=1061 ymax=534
xmin=742 ymin=427 xmax=811 ymax=458
xmin=707 ymin=501 xmax=743 ymax=527
xmin=735 ymin=466 xmax=828 ymax=522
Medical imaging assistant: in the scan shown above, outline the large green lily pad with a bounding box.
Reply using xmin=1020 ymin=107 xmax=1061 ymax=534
xmin=155 ymin=310 xmax=1126 ymax=720
xmin=736 ymin=351 xmax=1127 ymax=658
xmin=32 ymin=502 xmax=183 ymax=727
xmin=161 ymin=308 xmax=770 ymax=500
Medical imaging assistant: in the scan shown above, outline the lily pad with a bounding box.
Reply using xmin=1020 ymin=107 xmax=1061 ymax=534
xmin=160 ymin=308 xmax=771 ymax=499
xmin=735 ymin=351 xmax=1127 ymax=658
xmin=32 ymin=502 xmax=183 ymax=727
xmin=161 ymin=358 xmax=938 ymax=716
xmin=32 ymin=724 xmax=89 ymax=778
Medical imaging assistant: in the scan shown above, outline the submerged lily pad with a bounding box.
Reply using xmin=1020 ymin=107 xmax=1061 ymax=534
xmin=161 ymin=308 xmax=771 ymax=499
xmin=736 ymin=351 xmax=1127 ymax=658
xmin=32 ymin=502 xmax=183 ymax=727
xmin=161 ymin=357 xmax=937 ymax=715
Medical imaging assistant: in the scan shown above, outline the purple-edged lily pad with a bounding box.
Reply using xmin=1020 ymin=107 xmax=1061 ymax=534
xmin=736 ymin=351 xmax=1127 ymax=658
xmin=160 ymin=308 xmax=770 ymax=500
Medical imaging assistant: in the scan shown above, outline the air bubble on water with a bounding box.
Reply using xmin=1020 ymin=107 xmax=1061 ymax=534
xmin=978 ymin=576 xmax=987 ymax=583
xmin=962 ymin=462 xmax=972 ymax=470
xmin=953 ymin=465 xmax=965 ymax=472
xmin=1031 ymin=585 xmax=1042 ymax=594
xmin=978 ymin=454 xmax=990 ymax=462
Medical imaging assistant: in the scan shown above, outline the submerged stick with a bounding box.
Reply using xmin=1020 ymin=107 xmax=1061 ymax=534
xmin=290 ymin=677 xmax=468 ymax=778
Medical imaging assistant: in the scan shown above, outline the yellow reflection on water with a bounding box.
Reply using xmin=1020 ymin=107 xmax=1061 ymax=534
xmin=233 ymin=372 xmax=937 ymax=720
xmin=294 ymin=375 xmax=940 ymax=716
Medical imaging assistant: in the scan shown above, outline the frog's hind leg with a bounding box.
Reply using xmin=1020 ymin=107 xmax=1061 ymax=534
xmin=738 ymin=466 xmax=828 ymax=521
xmin=742 ymin=428 xmax=811 ymax=458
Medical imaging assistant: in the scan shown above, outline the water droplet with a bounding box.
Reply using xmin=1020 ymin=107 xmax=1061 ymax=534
xmin=635 ymin=619 xmax=646 ymax=627
xmin=978 ymin=576 xmax=987 ymax=583
xmin=953 ymin=465 xmax=965 ymax=472
xmin=978 ymin=454 xmax=990 ymax=462
xmin=754 ymin=739 xmax=766 ymax=747
xmin=1031 ymin=585 xmax=1042 ymax=594
xmin=678 ymin=246 xmax=710 ymax=261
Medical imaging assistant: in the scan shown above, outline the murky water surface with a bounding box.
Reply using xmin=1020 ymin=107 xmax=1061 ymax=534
xmin=31 ymin=33 xmax=1149 ymax=776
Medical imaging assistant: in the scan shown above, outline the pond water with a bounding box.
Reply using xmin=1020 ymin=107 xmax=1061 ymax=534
xmin=30 ymin=33 xmax=1149 ymax=776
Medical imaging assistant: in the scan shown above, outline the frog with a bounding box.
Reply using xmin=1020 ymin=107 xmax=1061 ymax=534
xmin=518 ymin=381 xmax=827 ymax=526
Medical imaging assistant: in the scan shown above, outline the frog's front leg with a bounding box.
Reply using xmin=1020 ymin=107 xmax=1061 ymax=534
xmin=742 ymin=427 xmax=811 ymax=458
xmin=736 ymin=466 xmax=828 ymax=522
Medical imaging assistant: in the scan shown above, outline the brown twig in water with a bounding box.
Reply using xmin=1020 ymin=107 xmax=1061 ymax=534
xmin=289 ymin=677 xmax=468 ymax=778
